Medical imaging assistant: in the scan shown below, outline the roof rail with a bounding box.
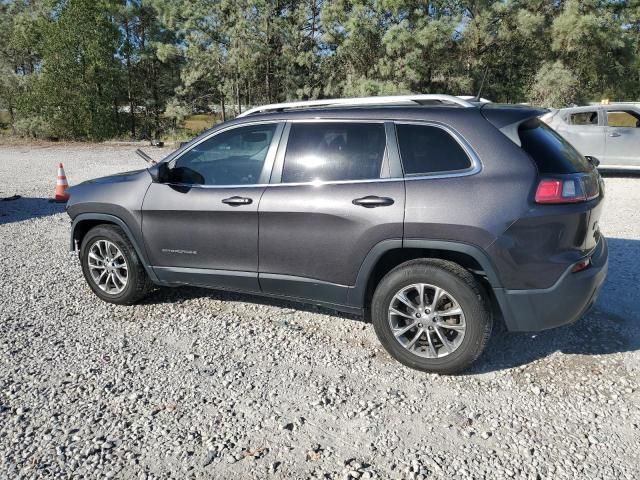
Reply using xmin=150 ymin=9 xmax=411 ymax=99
xmin=237 ymin=94 xmax=475 ymax=117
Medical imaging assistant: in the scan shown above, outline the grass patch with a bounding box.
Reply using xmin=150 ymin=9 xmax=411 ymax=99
xmin=160 ymin=113 xmax=223 ymax=144
xmin=182 ymin=114 xmax=219 ymax=132
xmin=0 ymin=110 xmax=10 ymax=132
xmin=0 ymin=111 xmax=225 ymax=143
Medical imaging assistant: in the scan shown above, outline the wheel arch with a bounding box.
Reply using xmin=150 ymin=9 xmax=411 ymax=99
xmin=349 ymin=239 xmax=504 ymax=312
xmin=70 ymin=213 xmax=159 ymax=283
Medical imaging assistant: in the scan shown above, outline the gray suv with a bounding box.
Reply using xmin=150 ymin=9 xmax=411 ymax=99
xmin=66 ymin=95 xmax=608 ymax=374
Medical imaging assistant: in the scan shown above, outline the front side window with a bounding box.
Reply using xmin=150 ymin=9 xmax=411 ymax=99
xmin=396 ymin=124 xmax=472 ymax=175
xmin=567 ymin=111 xmax=599 ymax=126
xmin=282 ymin=122 xmax=386 ymax=183
xmin=607 ymin=110 xmax=640 ymax=128
xmin=171 ymin=123 xmax=278 ymax=185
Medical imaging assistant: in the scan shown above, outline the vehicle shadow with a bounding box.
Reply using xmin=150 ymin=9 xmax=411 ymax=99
xmin=471 ymin=236 xmax=640 ymax=374
xmin=140 ymin=285 xmax=362 ymax=321
xmin=0 ymin=196 xmax=66 ymax=225
xmin=141 ymin=237 xmax=640 ymax=373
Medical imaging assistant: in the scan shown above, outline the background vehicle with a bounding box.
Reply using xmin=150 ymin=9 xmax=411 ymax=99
xmin=541 ymin=103 xmax=640 ymax=171
xmin=66 ymin=95 xmax=608 ymax=374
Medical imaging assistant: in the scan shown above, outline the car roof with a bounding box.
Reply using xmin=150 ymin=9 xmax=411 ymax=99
xmin=229 ymin=103 xmax=545 ymax=124
xmin=559 ymin=104 xmax=640 ymax=112
xmin=558 ymin=105 xmax=601 ymax=113
xmin=161 ymin=103 xmax=546 ymax=163
xmin=600 ymin=103 xmax=640 ymax=111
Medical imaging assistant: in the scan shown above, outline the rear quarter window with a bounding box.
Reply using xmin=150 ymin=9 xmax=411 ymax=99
xmin=396 ymin=124 xmax=472 ymax=175
xmin=518 ymin=118 xmax=591 ymax=174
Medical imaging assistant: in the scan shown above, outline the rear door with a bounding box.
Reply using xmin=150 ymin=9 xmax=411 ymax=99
xmin=555 ymin=109 xmax=606 ymax=160
xmin=397 ymin=122 xmax=485 ymax=242
xmin=604 ymin=108 xmax=640 ymax=167
xmin=142 ymin=122 xmax=283 ymax=291
xmin=258 ymin=120 xmax=405 ymax=306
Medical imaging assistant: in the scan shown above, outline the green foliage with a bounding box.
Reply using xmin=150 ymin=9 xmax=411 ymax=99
xmin=0 ymin=0 xmax=638 ymax=140
xmin=529 ymin=60 xmax=581 ymax=108
xmin=551 ymin=0 xmax=634 ymax=102
xmin=35 ymin=0 xmax=122 ymax=139
xmin=13 ymin=115 xmax=55 ymax=139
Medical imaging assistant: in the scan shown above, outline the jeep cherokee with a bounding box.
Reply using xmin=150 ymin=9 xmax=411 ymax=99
xmin=66 ymin=95 xmax=608 ymax=374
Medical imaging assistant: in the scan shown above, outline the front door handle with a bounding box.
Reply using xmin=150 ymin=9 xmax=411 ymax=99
xmin=222 ymin=196 xmax=253 ymax=206
xmin=609 ymin=131 xmax=621 ymax=137
xmin=352 ymin=196 xmax=395 ymax=208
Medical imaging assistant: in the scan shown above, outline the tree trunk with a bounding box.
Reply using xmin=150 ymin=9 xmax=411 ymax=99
xmin=235 ymin=71 xmax=241 ymax=115
xmin=221 ymin=96 xmax=226 ymax=122
xmin=8 ymin=104 xmax=16 ymax=135
xmin=311 ymin=0 xmax=317 ymax=39
xmin=151 ymin=59 xmax=160 ymax=139
xmin=113 ymin=98 xmax=119 ymax=124
xmin=124 ymin=18 xmax=136 ymax=138
xmin=266 ymin=57 xmax=271 ymax=103
xmin=265 ymin=13 xmax=272 ymax=103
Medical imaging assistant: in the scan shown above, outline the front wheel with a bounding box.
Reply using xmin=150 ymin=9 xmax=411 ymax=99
xmin=371 ymin=259 xmax=492 ymax=374
xmin=79 ymin=225 xmax=152 ymax=305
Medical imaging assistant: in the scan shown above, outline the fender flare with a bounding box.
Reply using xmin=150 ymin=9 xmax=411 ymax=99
xmin=347 ymin=238 xmax=503 ymax=307
xmin=70 ymin=213 xmax=159 ymax=283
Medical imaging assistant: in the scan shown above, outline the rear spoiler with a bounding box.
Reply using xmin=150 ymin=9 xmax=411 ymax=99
xmin=480 ymin=104 xmax=549 ymax=146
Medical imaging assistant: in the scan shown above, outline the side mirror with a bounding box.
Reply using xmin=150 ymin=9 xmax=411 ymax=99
xmin=585 ymin=156 xmax=600 ymax=168
xmin=149 ymin=162 xmax=171 ymax=183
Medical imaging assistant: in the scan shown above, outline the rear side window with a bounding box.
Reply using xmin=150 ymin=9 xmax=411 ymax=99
xmin=567 ymin=111 xmax=599 ymax=126
xmin=607 ymin=110 xmax=640 ymax=128
xmin=282 ymin=122 xmax=386 ymax=183
xmin=396 ymin=124 xmax=472 ymax=175
xmin=519 ymin=118 xmax=591 ymax=173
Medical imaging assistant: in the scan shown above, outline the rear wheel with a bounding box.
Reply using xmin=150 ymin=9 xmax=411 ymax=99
xmin=371 ymin=259 xmax=492 ymax=374
xmin=80 ymin=225 xmax=152 ymax=305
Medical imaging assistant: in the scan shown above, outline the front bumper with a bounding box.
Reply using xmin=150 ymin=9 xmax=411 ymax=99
xmin=494 ymin=236 xmax=608 ymax=332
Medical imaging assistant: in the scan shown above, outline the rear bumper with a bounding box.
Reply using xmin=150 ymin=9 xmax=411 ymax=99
xmin=494 ymin=236 xmax=608 ymax=332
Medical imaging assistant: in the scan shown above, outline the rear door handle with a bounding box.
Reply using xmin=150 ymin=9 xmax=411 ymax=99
xmin=222 ymin=196 xmax=253 ymax=206
xmin=608 ymin=131 xmax=621 ymax=137
xmin=352 ymin=196 xmax=394 ymax=208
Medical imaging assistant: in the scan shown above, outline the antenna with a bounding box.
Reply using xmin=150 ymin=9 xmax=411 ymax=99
xmin=475 ymin=67 xmax=489 ymax=102
xmin=135 ymin=148 xmax=156 ymax=165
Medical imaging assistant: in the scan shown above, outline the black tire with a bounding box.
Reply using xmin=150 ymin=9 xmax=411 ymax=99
xmin=371 ymin=259 xmax=492 ymax=374
xmin=79 ymin=225 xmax=152 ymax=305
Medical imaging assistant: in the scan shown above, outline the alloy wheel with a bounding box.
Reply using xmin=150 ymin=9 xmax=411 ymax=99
xmin=87 ymin=240 xmax=129 ymax=295
xmin=388 ymin=283 xmax=466 ymax=358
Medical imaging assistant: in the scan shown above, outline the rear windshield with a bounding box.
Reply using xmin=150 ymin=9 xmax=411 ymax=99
xmin=518 ymin=118 xmax=591 ymax=173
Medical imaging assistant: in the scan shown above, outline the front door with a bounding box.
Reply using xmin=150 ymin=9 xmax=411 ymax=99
xmin=258 ymin=121 xmax=405 ymax=306
xmin=142 ymin=121 xmax=283 ymax=292
xmin=604 ymin=109 xmax=640 ymax=167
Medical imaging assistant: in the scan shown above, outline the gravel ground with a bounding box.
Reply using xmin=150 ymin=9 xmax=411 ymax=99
xmin=1 ymin=144 xmax=639 ymax=479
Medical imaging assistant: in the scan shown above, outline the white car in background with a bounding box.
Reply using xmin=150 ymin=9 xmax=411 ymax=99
xmin=541 ymin=103 xmax=640 ymax=170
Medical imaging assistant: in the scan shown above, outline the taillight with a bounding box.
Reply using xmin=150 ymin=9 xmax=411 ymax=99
xmin=535 ymin=176 xmax=599 ymax=204
xmin=572 ymin=257 xmax=591 ymax=273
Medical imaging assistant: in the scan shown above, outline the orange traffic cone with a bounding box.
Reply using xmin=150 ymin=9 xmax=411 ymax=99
xmin=54 ymin=163 xmax=70 ymax=202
